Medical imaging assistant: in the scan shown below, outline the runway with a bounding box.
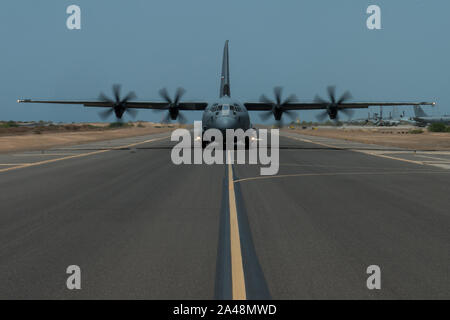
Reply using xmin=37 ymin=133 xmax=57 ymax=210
xmin=0 ymin=131 xmax=449 ymax=299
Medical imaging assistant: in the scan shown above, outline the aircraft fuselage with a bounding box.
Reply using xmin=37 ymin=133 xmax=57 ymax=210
xmin=201 ymin=96 xmax=251 ymax=133
xmin=413 ymin=116 xmax=450 ymax=126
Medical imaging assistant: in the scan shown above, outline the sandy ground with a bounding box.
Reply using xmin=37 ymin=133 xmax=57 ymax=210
xmin=3 ymin=122 xmax=450 ymax=153
xmin=0 ymin=123 xmax=174 ymax=153
xmin=288 ymin=126 xmax=450 ymax=150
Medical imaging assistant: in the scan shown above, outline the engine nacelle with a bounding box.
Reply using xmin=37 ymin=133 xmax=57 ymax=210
xmin=272 ymin=106 xmax=283 ymax=121
xmin=169 ymin=107 xmax=180 ymax=120
xmin=114 ymin=106 xmax=126 ymax=119
xmin=327 ymin=106 xmax=338 ymax=119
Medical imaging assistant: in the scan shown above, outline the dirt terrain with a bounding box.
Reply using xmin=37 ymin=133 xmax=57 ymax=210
xmin=289 ymin=126 xmax=450 ymax=150
xmin=3 ymin=121 xmax=450 ymax=153
xmin=0 ymin=122 xmax=174 ymax=153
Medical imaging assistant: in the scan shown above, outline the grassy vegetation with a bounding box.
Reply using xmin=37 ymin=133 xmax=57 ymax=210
xmin=107 ymin=122 xmax=132 ymax=129
xmin=0 ymin=121 xmax=145 ymax=136
xmin=428 ymin=123 xmax=450 ymax=132
xmin=289 ymin=121 xmax=345 ymax=127
xmin=0 ymin=121 xmax=19 ymax=128
xmin=409 ymin=129 xmax=424 ymax=134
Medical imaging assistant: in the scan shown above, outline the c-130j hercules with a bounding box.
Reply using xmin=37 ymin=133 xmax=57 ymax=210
xmin=18 ymin=40 xmax=435 ymax=134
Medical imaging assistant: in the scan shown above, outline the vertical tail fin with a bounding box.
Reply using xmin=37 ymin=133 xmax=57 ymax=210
xmin=413 ymin=106 xmax=428 ymax=117
xmin=220 ymin=40 xmax=230 ymax=97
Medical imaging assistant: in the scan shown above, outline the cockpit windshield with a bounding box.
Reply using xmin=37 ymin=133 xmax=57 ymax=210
xmin=222 ymin=104 xmax=230 ymax=115
xmin=210 ymin=103 xmax=242 ymax=113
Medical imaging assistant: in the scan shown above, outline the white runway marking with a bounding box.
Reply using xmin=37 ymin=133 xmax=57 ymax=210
xmin=283 ymin=133 xmax=450 ymax=170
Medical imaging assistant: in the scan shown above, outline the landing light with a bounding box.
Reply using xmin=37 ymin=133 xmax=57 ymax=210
xmin=195 ymin=136 xmax=202 ymax=141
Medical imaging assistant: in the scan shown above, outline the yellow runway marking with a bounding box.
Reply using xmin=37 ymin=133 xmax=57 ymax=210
xmin=356 ymin=151 xmax=425 ymax=165
xmin=0 ymin=136 xmax=169 ymax=174
xmin=227 ymin=150 xmax=247 ymax=300
xmin=286 ymin=135 xmax=338 ymax=149
xmin=12 ymin=153 xmax=76 ymax=157
xmin=284 ymin=134 xmax=428 ymax=166
xmin=233 ymin=170 xmax=450 ymax=184
xmin=0 ymin=163 xmax=31 ymax=166
xmin=414 ymin=154 xmax=450 ymax=162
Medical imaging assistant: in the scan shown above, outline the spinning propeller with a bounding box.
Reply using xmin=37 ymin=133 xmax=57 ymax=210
xmin=98 ymin=84 xmax=137 ymax=120
xmin=259 ymin=86 xmax=298 ymax=127
xmin=315 ymin=86 xmax=354 ymax=121
xmin=157 ymin=87 xmax=187 ymax=124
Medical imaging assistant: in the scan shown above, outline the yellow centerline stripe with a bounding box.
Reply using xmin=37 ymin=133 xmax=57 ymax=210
xmin=227 ymin=150 xmax=247 ymax=300
xmin=0 ymin=136 xmax=169 ymax=174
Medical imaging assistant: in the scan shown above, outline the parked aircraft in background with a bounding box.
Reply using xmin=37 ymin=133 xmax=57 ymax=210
xmin=411 ymin=106 xmax=450 ymax=127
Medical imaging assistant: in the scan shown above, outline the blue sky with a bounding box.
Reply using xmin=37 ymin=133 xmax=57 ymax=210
xmin=0 ymin=0 xmax=448 ymax=123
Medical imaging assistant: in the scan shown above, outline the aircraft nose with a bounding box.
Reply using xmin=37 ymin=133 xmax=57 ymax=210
xmin=215 ymin=116 xmax=240 ymax=131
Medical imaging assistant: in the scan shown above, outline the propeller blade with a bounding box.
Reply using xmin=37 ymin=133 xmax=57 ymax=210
xmin=159 ymin=88 xmax=172 ymax=104
xmin=157 ymin=87 xmax=189 ymax=122
xmin=316 ymin=110 xmax=328 ymax=121
xmin=121 ymin=91 xmax=136 ymax=104
xmin=314 ymin=95 xmax=328 ymax=104
xmin=259 ymin=94 xmax=274 ymax=105
xmin=274 ymin=86 xmax=282 ymax=105
xmin=340 ymin=108 xmax=354 ymax=119
xmin=174 ymin=87 xmax=186 ymax=105
xmin=177 ymin=112 xmax=187 ymax=124
xmin=99 ymin=108 xmax=114 ymax=120
xmin=282 ymin=94 xmax=298 ymax=105
xmin=99 ymin=92 xmax=113 ymax=104
xmin=327 ymin=86 xmax=336 ymax=104
xmin=112 ymin=84 xmax=121 ymax=102
xmin=284 ymin=109 xmax=297 ymax=121
xmin=259 ymin=111 xmax=273 ymax=121
xmin=125 ymin=108 xmax=138 ymax=119
xmin=161 ymin=113 xmax=171 ymax=124
xmin=337 ymin=90 xmax=352 ymax=104
xmin=315 ymin=86 xmax=354 ymax=121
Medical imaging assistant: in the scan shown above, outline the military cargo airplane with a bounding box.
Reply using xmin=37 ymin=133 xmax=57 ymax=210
xmin=18 ymin=40 xmax=435 ymax=133
xmin=411 ymin=106 xmax=450 ymax=127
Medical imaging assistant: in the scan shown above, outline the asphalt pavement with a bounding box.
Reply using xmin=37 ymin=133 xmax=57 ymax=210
xmin=0 ymin=131 xmax=448 ymax=299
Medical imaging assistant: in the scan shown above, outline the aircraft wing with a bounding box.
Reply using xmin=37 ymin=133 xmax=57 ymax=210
xmin=244 ymin=101 xmax=436 ymax=111
xmin=124 ymin=102 xmax=208 ymax=110
xmin=17 ymin=99 xmax=208 ymax=110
